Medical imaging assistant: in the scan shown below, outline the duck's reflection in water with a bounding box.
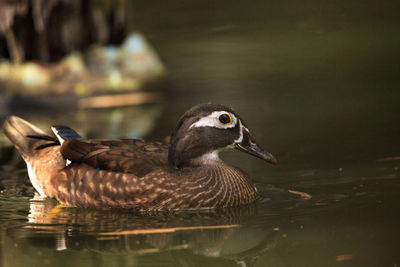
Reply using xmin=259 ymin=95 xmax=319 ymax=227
xmin=21 ymin=197 xmax=278 ymax=264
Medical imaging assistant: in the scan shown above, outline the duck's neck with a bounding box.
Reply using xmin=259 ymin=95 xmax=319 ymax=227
xmin=188 ymin=150 xmax=222 ymax=166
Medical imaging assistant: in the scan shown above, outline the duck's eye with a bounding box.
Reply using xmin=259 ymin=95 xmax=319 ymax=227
xmin=218 ymin=113 xmax=232 ymax=124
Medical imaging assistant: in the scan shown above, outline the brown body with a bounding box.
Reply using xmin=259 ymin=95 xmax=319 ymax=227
xmin=50 ymin=161 xmax=257 ymax=211
xmin=17 ymin=143 xmax=258 ymax=210
xmin=3 ymin=104 xmax=275 ymax=211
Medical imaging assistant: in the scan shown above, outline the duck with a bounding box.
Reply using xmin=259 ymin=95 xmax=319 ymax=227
xmin=3 ymin=104 xmax=276 ymax=211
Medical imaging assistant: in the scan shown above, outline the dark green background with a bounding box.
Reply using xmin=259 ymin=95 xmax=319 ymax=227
xmin=1 ymin=1 xmax=399 ymax=266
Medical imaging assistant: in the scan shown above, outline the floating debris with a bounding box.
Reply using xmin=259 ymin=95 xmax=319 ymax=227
xmin=377 ymin=156 xmax=400 ymax=162
xmin=336 ymin=254 xmax=353 ymax=262
xmin=287 ymin=189 xmax=312 ymax=200
xmin=78 ymin=92 xmax=163 ymax=109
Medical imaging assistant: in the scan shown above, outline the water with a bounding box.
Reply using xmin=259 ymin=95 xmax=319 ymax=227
xmin=1 ymin=0 xmax=400 ymax=266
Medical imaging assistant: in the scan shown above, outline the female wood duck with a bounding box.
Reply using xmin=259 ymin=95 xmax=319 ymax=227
xmin=3 ymin=104 xmax=276 ymax=211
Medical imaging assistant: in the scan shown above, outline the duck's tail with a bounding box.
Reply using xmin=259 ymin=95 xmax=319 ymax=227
xmin=3 ymin=116 xmax=67 ymax=197
xmin=3 ymin=116 xmax=60 ymax=161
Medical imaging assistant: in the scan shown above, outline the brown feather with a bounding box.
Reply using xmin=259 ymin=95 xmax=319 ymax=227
xmin=50 ymin=163 xmax=257 ymax=211
xmin=60 ymin=139 xmax=168 ymax=177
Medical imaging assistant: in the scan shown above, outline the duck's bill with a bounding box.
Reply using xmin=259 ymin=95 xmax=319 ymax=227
xmin=235 ymin=142 xmax=277 ymax=164
xmin=235 ymin=127 xmax=277 ymax=164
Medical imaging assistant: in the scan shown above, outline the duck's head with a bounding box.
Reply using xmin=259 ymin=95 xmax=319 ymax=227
xmin=168 ymin=104 xmax=277 ymax=168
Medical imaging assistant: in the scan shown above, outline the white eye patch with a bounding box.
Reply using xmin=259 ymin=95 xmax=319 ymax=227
xmin=189 ymin=111 xmax=238 ymax=129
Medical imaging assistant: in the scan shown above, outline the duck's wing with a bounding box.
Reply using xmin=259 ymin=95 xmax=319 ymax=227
xmin=52 ymin=126 xmax=169 ymax=177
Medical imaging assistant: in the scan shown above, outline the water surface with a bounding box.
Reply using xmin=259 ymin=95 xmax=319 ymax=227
xmin=1 ymin=0 xmax=400 ymax=266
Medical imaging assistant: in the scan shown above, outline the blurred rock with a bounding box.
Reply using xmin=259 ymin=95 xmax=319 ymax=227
xmin=0 ymin=61 xmax=51 ymax=88
xmin=0 ymin=32 xmax=165 ymax=110
xmin=87 ymin=32 xmax=165 ymax=88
